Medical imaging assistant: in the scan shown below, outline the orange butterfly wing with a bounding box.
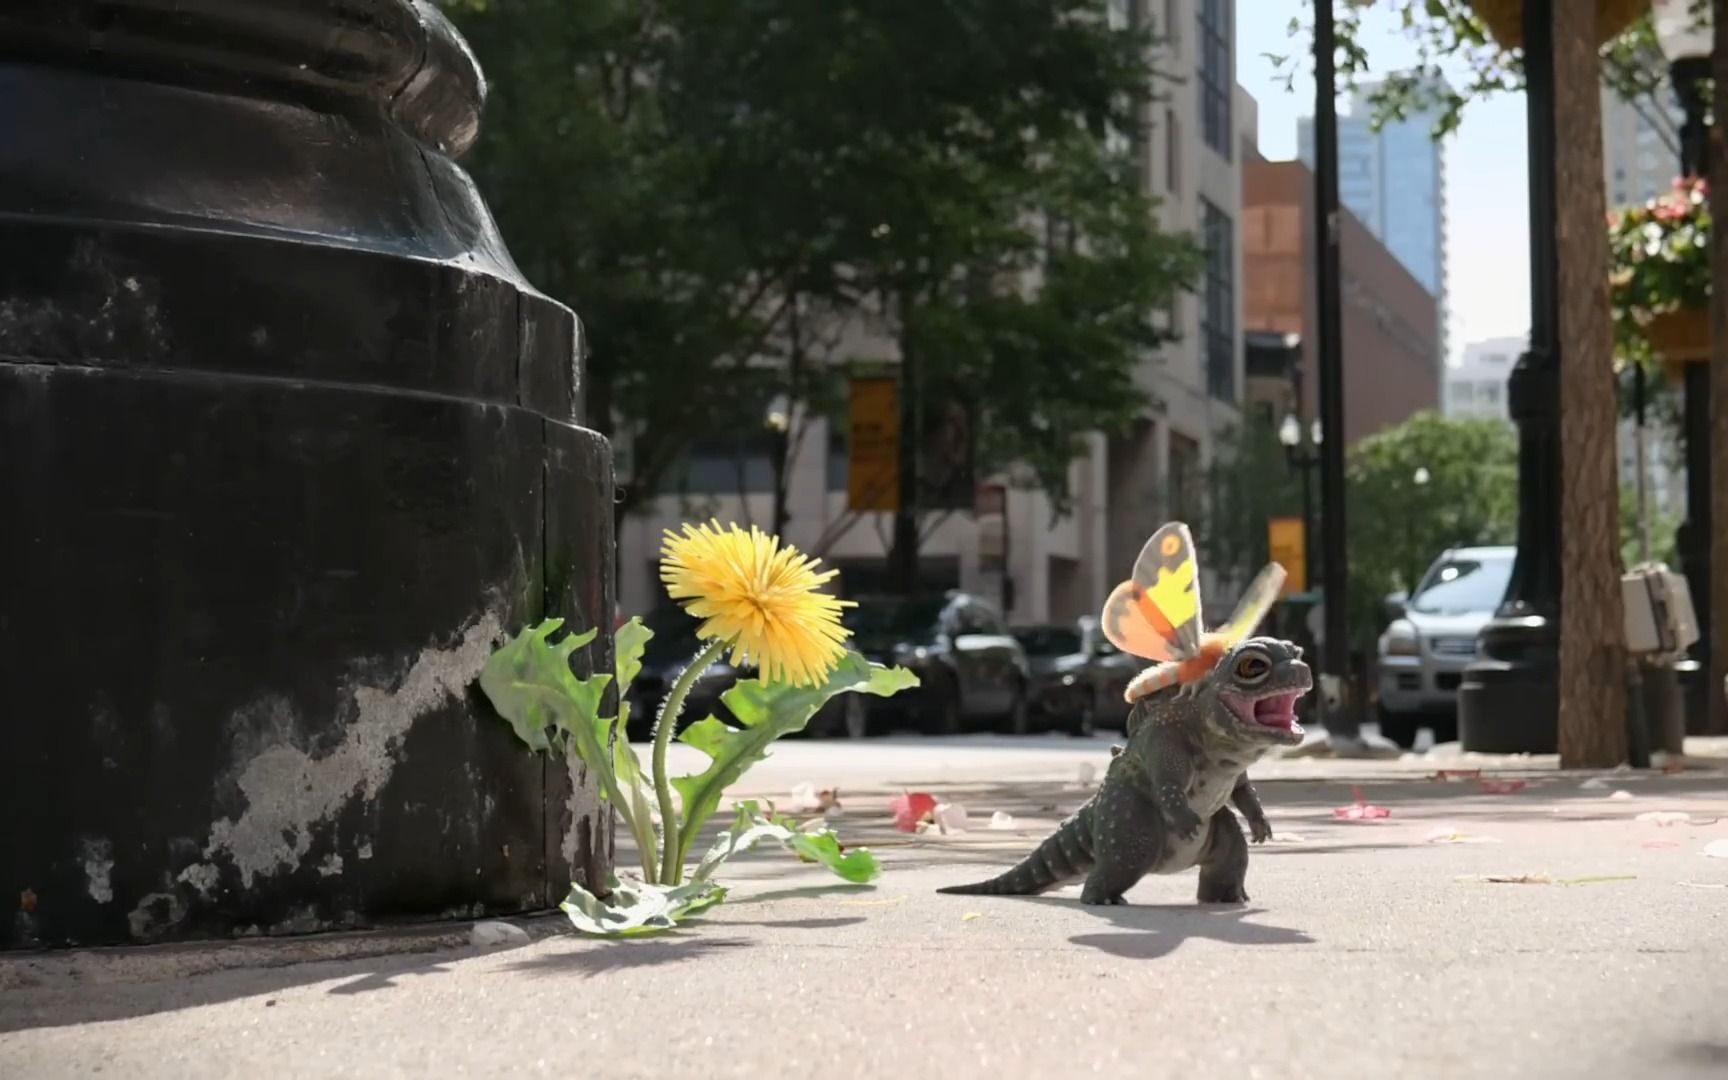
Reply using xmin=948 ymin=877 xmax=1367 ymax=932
xmin=1213 ymin=562 xmax=1287 ymax=646
xmin=1099 ymin=522 xmax=1205 ymax=663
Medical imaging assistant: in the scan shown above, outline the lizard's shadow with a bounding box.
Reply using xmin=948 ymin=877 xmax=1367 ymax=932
xmin=1026 ymin=898 xmax=1314 ymax=961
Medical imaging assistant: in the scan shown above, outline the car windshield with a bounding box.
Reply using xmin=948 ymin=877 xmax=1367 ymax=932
xmin=1409 ymin=555 xmax=1513 ymax=616
xmin=1012 ymin=627 xmax=1082 ymax=656
xmin=846 ymin=596 xmax=946 ymax=641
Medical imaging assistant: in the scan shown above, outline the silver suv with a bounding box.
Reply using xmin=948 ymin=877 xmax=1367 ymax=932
xmin=1375 ymin=545 xmax=1516 ymax=743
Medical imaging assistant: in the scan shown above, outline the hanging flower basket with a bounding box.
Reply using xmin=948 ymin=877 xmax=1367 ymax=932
xmin=1608 ymin=176 xmax=1711 ymax=379
xmin=1466 ymin=0 xmax=1650 ymax=50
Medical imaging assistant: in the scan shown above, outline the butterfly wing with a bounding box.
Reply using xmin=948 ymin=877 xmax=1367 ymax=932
xmin=1099 ymin=521 xmax=1205 ymax=662
xmin=1213 ymin=562 xmax=1288 ymax=647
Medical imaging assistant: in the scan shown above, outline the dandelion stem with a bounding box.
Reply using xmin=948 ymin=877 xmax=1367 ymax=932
xmin=652 ymin=637 xmax=729 ymax=885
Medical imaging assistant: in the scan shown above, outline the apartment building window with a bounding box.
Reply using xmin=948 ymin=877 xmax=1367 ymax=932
xmin=1200 ymin=198 xmax=1235 ymax=401
xmin=1164 ymin=106 xmax=1180 ymax=193
xmin=1168 ymin=431 xmax=1201 ymax=521
xmin=1196 ymin=0 xmax=1232 ymax=160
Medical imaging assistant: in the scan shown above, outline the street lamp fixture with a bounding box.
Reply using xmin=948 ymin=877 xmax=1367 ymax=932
xmin=1653 ymin=0 xmax=1712 ymax=178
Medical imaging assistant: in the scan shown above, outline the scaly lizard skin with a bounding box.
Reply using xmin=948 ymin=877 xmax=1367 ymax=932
xmin=937 ymin=637 xmax=1311 ymax=905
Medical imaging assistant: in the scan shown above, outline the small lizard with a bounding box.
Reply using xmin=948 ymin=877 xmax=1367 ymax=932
xmin=936 ymin=636 xmax=1310 ymax=905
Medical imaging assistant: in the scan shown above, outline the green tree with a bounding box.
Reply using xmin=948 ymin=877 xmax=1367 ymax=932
xmin=443 ymin=0 xmax=1201 ymax=576
xmin=1344 ymin=412 xmax=1519 ymax=650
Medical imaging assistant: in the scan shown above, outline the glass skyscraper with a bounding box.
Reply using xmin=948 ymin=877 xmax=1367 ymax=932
xmin=1297 ymin=80 xmax=1448 ymax=357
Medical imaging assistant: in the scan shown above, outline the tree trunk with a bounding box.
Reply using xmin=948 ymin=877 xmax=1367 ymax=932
xmin=1554 ymin=0 xmax=1628 ymax=767
xmin=1711 ymin=0 xmax=1728 ymax=735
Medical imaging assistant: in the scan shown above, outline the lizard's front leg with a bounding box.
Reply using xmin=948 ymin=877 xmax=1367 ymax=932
xmin=1196 ymin=806 xmax=1251 ymax=904
xmin=1146 ymin=724 xmax=1203 ymax=841
xmin=1230 ymin=774 xmax=1273 ymax=844
xmin=1080 ymin=779 xmax=1162 ymax=905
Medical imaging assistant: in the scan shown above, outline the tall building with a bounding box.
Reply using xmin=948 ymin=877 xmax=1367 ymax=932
xmin=1297 ymin=80 xmax=1449 ymax=366
xmin=1241 ymin=159 xmax=1442 ymax=447
xmin=1445 ymin=335 xmax=1685 ymax=520
xmin=1443 ymin=336 xmax=1522 ymax=421
xmin=1601 ymin=84 xmax=1683 ymax=210
xmin=615 ymin=1 xmax=1258 ymax=627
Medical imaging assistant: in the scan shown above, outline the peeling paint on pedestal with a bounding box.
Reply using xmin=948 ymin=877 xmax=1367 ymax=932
xmin=176 ymin=612 xmax=504 ymax=898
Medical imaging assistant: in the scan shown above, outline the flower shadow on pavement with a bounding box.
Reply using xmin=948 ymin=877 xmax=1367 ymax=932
xmin=1028 ymin=900 xmax=1314 ymax=961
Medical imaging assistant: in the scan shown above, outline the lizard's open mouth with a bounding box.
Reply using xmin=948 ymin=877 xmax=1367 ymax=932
xmin=1249 ymin=691 xmax=1302 ymax=730
xmin=1221 ymin=687 xmax=1307 ymax=742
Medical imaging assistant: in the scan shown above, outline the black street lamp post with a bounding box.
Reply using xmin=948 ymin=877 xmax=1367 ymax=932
xmin=1457 ymin=0 xmax=1564 ymax=753
xmin=1312 ymin=0 xmax=1359 ymax=743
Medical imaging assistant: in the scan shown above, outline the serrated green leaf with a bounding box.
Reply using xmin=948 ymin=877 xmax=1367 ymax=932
xmin=614 ymin=616 xmax=653 ymax=701
xmin=479 ymin=620 xmax=634 ymax=845
xmin=693 ymin=801 xmax=880 ymax=885
xmin=479 ymin=619 xmax=598 ymax=753
xmin=670 ymin=653 xmax=918 ymax=870
xmin=559 ymin=874 xmax=727 ymax=936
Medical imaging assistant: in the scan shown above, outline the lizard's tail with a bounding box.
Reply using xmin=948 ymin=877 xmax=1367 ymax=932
xmin=936 ymin=805 xmax=1096 ymax=896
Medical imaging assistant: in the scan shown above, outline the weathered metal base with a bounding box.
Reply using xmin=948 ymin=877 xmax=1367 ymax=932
xmin=1458 ymin=617 xmax=1559 ymax=755
xmin=0 ymin=2 xmax=612 ymax=949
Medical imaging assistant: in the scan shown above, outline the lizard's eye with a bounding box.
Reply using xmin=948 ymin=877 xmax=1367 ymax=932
xmin=1234 ymin=654 xmax=1270 ymax=682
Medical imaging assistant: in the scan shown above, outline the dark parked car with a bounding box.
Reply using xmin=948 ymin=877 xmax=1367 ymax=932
xmin=846 ymin=591 xmax=1031 ymax=735
xmin=1011 ymin=616 xmax=1142 ymax=736
xmin=625 ymin=607 xmax=866 ymax=741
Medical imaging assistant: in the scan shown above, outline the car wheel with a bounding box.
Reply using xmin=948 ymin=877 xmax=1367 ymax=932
xmin=840 ymin=693 xmax=869 ymax=739
xmin=930 ymin=681 xmax=964 ymax=736
xmin=1070 ymin=695 xmax=1097 ymax=738
xmin=1005 ymin=682 xmax=1031 ymax=737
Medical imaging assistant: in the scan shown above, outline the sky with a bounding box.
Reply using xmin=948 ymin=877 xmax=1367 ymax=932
xmin=1235 ymin=5 xmax=1532 ymax=367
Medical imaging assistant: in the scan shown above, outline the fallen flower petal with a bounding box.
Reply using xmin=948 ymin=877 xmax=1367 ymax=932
xmin=988 ymin=811 xmax=1016 ymax=830
xmin=1579 ymin=777 xmax=1609 ymax=790
xmin=1479 ymin=779 xmax=1528 ymax=794
xmin=1635 ymin=811 xmax=1692 ymax=826
xmin=890 ymin=791 xmax=938 ymax=832
xmin=1678 ymin=881 xmax=1728 ymax=889
xmin=1702 ymin=839 xmax=1728 ymax=859
xmin=1463 ymin=873 xmax=1552 ymax=885
xmin=1608 ymin=790 xmax=1635 ymax=801
xmin=1431 ymin=768 xmax=1483 ymax=782
xmin=788 ymin=781 xmax=823 ymax=813
xmin=1426 ymin=826 xmax=1501 ymax=845
xmin=933 ymin=802 xmax=971 ymax=833
xmin=962 ymin=912 xmax=983 ymax=922
xmin=1333 ymin=786 xmax=1391 ymax=821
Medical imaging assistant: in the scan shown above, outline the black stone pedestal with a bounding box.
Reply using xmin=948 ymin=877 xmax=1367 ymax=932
xmin=1458 ymin=345 xmax=1561 ymax=755
xmin=0 ymin=2 xmax=613 ymax=949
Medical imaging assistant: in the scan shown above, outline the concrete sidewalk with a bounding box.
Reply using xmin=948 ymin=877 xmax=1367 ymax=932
xmin=3 ymin=743 xmax=1726 ymax=1079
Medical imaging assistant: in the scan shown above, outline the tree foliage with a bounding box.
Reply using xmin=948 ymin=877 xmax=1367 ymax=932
xmin=439 ymin=0 xmax=1202 ymax=529
xmin=1203 ymin=412 xmax=1518 ymax=652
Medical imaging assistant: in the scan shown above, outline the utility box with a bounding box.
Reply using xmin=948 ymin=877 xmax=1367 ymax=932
xmin=1623 ymin=564 xmax=1698 ymax=658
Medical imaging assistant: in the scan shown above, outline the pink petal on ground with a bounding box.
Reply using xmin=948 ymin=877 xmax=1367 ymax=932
xmin=889 ymin=791 xmax=937 ymax=832
xmin=1333 ymin=786 xmax=1391 ymax=821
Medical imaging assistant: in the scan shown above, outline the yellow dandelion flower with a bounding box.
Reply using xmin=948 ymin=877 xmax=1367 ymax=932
xmin=659 ymin=520 xmax=855 ymax=687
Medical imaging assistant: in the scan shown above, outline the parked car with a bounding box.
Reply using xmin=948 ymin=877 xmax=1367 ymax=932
xmin=1011 ymin=616 xmax=1142 ymax=736
xmin=1375 ymin=544 xmax=1516 ymax=745
xmin=624 ymin=607 xmax=865 ymax=740
xmin=846 ymin=591 xmax=1032 ymax=735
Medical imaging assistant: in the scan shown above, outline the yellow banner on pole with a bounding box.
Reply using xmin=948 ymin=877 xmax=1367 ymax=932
xmin=1267 ymin=517 xmax=1306 ymax=595
xmin=848 ymin=376 xmax=899 ymax=513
